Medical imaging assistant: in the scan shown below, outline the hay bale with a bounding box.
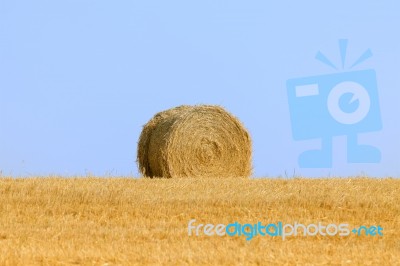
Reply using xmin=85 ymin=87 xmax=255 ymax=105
xmin=137 ymin=105 xmax=252 ymax=178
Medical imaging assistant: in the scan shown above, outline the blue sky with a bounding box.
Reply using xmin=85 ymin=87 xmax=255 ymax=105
xmin=1 ymin=1 xmax=399 ymax=177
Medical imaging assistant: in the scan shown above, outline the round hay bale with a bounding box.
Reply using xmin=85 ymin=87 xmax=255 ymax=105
xmin=137 ymin=105 xmax=252 ymax=178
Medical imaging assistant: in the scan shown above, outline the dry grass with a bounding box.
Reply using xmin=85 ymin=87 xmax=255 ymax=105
xmin=0 ymin=177 xmax=399 ymax=265
xmin=137 ymin=105 xmax=252 ymax=178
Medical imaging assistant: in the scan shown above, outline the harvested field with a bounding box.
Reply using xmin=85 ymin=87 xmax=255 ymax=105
xmin=0 ymin=177 xmax=399 ymax=265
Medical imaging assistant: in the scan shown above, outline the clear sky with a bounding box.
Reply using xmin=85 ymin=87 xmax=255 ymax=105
xmin=1 ymin=1 xmax=399 ymax=177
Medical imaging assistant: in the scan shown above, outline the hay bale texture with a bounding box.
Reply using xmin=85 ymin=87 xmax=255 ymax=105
xmin=137 ymin=105 xmax=252 ymax=178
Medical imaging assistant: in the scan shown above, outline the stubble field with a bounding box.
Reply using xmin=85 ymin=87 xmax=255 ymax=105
xmin=0 ymin=177 xmax=399 ymax=265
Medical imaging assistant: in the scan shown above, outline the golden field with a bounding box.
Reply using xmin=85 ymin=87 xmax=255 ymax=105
xmin=0 ymin=177 xmax=399 ymax=265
